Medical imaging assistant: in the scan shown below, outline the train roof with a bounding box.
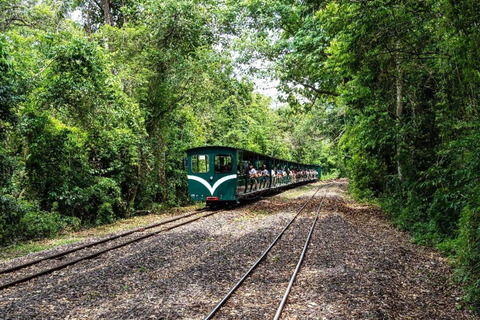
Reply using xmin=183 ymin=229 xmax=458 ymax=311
xmin=187 ymin=146 xmax=320 ymax=167
xmin=187 ymin=146 xmax=237 ymax=152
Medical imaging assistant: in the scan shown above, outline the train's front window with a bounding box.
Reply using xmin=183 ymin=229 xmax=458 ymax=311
xmin=215 ymin=155 xmax=233 ymax=173
xmin=191 ymin=155 xmax=209 ymax=173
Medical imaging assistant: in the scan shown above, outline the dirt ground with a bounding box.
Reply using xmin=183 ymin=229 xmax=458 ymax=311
xmin=0 ymin=180 xmax=475 ymax=319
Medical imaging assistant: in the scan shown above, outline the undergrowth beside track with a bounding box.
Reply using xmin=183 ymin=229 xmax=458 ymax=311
xmin=0 ymin=203 xmax=204 ymax=262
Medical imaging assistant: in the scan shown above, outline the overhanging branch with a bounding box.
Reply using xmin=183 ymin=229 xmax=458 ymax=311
xmin=294 ymin=80 xmax=340 ymax=97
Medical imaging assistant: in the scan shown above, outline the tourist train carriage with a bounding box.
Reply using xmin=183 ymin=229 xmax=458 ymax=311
xmin=187 ymin=146 xmax=321 ymax=207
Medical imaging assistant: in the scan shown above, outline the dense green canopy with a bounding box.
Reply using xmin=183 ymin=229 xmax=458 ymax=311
xmin=0 ymin=0 xmax=336 ymax=243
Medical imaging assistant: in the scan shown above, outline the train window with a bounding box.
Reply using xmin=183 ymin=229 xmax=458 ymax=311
xmin=191 ymin=155 xmax=209 ymax=173
xmin=215 ymin=155 xmax=233 ymax=173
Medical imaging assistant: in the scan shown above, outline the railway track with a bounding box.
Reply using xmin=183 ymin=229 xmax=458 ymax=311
xmin=204 ymin=184 xmax=330 ymax=320
xmin=0 ymin=208 xmax=219 ymax=291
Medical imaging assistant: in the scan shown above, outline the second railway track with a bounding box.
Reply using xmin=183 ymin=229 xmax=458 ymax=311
xmin=0 ymin=208 xmax=219 ymax=291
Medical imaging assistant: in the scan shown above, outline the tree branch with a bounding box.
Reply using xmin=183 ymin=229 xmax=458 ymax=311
xmin=295 ymin=80 xmax=340 ymax=96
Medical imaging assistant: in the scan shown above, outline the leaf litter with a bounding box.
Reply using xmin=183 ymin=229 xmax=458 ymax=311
xmin=0 ymin=180 xmax=474 ymax=319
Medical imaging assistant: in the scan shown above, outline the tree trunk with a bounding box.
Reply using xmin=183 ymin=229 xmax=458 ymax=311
xmin=102 ymin=0 xmax=111 ymax=26
xmin=101 ymin=0 xmax=111 ymax=50
xmin=157 ymin=129 xmax=167 ymax=203
xmin=395 ymin=45 xmax=404 ymax=181
xmin=85 ymin=5 xmax=92 ymax=35
xmin=122 ymin=0 xmax=127 ymax=25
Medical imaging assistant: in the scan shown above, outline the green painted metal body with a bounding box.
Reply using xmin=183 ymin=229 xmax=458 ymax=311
xmin=187 ymin=146 xmax=239 ymax=202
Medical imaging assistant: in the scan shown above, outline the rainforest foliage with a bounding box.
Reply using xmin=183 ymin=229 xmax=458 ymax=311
xmin=0 ymin=0 xmax=336 ymax=246
xmin=1 ymin=0 xmax=480 ymax=310
xmin=232 ymin=0 xmax=480 ymax=310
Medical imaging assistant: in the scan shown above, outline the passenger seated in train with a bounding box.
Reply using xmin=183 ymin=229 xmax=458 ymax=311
xmin=271 ymin=168 xmax=277 ymax=186
xmin=277 ymin=168 xmax=283 ymax=185
xmin=258 ymin=165 xmax=263 ymax=189
xmin=244 ymin=162 xmax=251 ymax=193
xmin=249 ymin=165 xmax=258 ymax=191
xmin=260 ymin=165 xmax=269 ymax=189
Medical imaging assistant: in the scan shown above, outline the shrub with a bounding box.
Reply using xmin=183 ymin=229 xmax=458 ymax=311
xmin=457 ymin=192 xmax=480 ymax=310
xmin=0 ymin=195 xmax=81 ymax=244
xmin=0 ymin=195 xmax=32 ymax=245
xmin=20 ymin=211 xmax=65 ymax=239
xmin=85 ymin=177 xmax=125 ymax=225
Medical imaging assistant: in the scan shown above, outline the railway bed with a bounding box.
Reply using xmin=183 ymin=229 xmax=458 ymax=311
xmin=0 ymin=208 xmax=217 ymax=291
xmin=0 ymin=180 xmax=473 ymax=319
xmin=0 ymin=180 xmax=320 ymax=292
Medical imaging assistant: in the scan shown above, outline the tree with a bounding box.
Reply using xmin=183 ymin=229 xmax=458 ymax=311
xmin=236 ymin=0 xmax=480 ymax=309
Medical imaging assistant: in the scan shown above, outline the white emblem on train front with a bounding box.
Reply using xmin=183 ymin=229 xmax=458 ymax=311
xmin=187 ymin=174 xmax=237 ymax=195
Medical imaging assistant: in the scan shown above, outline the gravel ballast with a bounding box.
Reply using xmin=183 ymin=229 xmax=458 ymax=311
xmin=0 ymin=180 xmax=474 ymax=319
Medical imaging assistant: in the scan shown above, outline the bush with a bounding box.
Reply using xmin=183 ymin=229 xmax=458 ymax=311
xmin=22 ymin=109 xmax=91 ymax=213
xmin=21 ymin=211 xmax=65 ymax=239
xmin=457 ymin=192 xmax=480 ymax=310
xmin=85 ymin=177 xmax=125 ymax=225
xmin=0 ymin=195 xmax=81 ymax=245
xmin=90 ymin=128 xmax=141 ymax=210
xmin=0 ymin=195 xmax=33 ymax=245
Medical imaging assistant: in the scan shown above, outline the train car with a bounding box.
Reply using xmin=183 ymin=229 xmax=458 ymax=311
xmin=187 ymin=146 xmax=321 ymax=207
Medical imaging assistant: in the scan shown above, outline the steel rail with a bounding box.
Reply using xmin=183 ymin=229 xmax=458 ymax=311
xmin=204 ymin=184 xmax=328 ymax=320
xmin=0 ymin=209 xmax=206 ymax=275
xmin=273 ymin=189 xmax=329 ymax=320
xmin=0 ymin=210 xmax=217 ymax=291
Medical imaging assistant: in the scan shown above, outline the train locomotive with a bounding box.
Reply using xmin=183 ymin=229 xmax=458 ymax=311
xmin=186 ymin=146 xmax=321 ymax=207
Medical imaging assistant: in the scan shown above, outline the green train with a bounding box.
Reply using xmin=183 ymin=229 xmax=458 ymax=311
xmin=187 ymin=146 xmax=321 ymax=207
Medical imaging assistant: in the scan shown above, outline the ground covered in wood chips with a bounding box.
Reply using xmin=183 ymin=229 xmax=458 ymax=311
xmin=0 ymin=180 xmax=475 ymax=319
